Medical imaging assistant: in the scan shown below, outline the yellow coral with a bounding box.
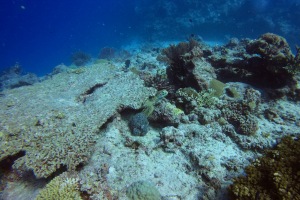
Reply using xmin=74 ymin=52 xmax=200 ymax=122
xmin=35 ymin=173 xmax=82 ymax=200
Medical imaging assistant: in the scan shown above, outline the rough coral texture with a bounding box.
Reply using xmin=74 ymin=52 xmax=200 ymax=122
xmin=161 ymin=39 xmax=216 ymax=91
xmin=129 ymin=113 xmax=149 ymax=136
xmin=208 ymin=33 xmax=298 ymax=93
xmin=175 ymin=87 xmax=219 ymax=113
xmin=35 ymin=172 xmax=82 ymax=200
xmin=1 ymin=34 xmax=300 ymax=200
xmin=246 ymin=33 xmax=293 ymax=65
xmin=0 ymin=63 xmax=156 ymax=178
xmin=228 ymin=136 xmax=300 ymax=200
xmin=221 ymin=88 xmax=261 ymax=136
xmin=126 ymin=181 xmax=161 ymax=200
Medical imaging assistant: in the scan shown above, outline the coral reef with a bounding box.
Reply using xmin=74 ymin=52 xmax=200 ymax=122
xmin=35 ymin=172 xmax=82 ymax=200
xmin=98 ymin=47 xmax=116 ymax=60
xmin=160 ymin=39 xmax=215 ymax=91
xmin=220 ymin=88 xmax=261 ymax=136
xmin=71 ymin=51 xmax=91 ymax=66
xmin=126 ymin=181 xmax=161 ymax=200
xmin=0 ymin=64 xmax=39 ymax=91
xmin=246 ymin=33 xmax=293 ymax=65
xmin=0 ymin=63 xmax=155 ymax=178
xmin=228 ymin=136 xmax=300 ymax=200
xmin=208 ymin=33 xmax=299 ymax=96
xmin=175 ymin=87 xmax=219 ymax=113
xmin=1 ymin=34 xmax=300 ymax=200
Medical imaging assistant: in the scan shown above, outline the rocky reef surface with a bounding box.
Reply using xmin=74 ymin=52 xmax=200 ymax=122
xmin=0 ymin=33 xmax=300 ymax=200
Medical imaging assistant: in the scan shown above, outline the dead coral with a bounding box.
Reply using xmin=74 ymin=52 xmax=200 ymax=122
xmin=228 ymin=136 xmax=300 ymax=200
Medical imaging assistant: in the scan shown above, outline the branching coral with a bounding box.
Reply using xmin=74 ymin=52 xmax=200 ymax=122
xmin=228 ymin=136 xmax=300 ymax=200
xmin=35 ymin=172 xmax=82 ymax=200
xmin=175 ymin=87 xmax=218 ymax=113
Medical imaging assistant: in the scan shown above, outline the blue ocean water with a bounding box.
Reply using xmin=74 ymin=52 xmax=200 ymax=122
xmin=0 ymin=0 xmax=299 ymax=76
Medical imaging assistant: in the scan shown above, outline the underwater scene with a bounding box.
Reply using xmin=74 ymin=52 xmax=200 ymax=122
xmin=0 ymin=0 xmax=300 ymax=199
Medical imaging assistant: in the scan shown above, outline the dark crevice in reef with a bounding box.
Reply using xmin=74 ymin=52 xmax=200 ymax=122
xmin=78 ymin=82 xmax=107 ymax=103
xmin=0 ymin=151 xmax=25 ymax=172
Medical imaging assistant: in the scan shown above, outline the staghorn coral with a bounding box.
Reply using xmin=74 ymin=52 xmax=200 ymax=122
xmin=228 ymin=136 xmax=300 ymax=200
xmin=35 ymin=172 xmax=82 ymax=200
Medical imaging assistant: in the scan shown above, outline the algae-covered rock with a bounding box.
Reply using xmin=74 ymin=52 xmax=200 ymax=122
xmin=129 ymin=113 xmax=149 ymax=136
xmin=126 ymin=181 xmax=161 ymax=200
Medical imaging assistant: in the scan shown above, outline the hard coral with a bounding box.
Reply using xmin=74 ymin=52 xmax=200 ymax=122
xmin=246 ymin=33 xmax=293 ymax=65
xmin=245 ymin=33 xmax=295 ymax=88
xmin=221 ymin=88 xmax=261 ymax=136
xmin=209 ymin=33 xmax=297 ymax=90
xmin=35 ymin=172 xmax=82 ymax=200
xmin=175 ymin=87 xmax=218 ymax=113
xmin=228 ymin=136 xmax=300 ymax=200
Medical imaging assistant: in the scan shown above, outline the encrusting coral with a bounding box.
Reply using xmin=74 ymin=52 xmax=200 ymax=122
xmin=228 ymin=136 xmax=300 ymax=200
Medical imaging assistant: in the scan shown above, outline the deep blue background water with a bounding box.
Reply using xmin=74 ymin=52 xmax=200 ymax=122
xmin=1 ymin=0 xmax=299 ymax=76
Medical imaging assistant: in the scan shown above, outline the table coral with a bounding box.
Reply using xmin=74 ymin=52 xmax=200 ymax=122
xmin=0 ymin=63 xmax=155 ymax=178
